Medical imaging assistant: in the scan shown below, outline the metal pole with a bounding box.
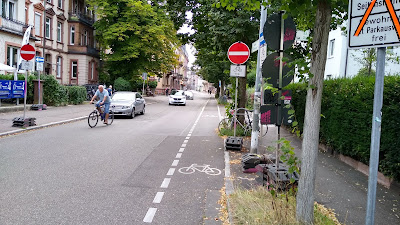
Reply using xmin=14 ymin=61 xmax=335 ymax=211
xmin=23 ymin=67 xmax=27 ymax=119
xmin=38 ymin=70 xmax=41 ymax=105
xmin=365 ymin=47 xmax=386 ymax=225
xmin=233 ymin=77 xmax=238 ymax=137
xmin=250 ymin=5 xmax=267 ymax=153
xmin=276 ymin=11 xmax=285 ymax=169
xmin=142 ymin=80 xmax=145 ymax=95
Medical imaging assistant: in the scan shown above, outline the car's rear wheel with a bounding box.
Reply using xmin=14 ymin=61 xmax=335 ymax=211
xmin=140 ymin=106 xmax=145 ymax=115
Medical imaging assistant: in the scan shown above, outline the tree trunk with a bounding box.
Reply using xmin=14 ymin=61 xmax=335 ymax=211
xmin=296 ymin=1 xmax=331 ymax=224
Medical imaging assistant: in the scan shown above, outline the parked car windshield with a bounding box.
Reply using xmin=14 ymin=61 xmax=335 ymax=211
xmin=112 ymin=92 xmax=135 ymax=101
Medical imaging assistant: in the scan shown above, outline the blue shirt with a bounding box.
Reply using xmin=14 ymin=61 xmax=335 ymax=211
xmin=95 ymin=89 xmax=111 ymax=103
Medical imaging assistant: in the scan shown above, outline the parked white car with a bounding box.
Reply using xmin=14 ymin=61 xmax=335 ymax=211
xmin=169 ymin=90 xmax=186 ymax=106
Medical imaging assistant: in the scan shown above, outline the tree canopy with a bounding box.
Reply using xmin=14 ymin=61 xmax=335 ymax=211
xmin=88 ymin=0 xmax=180 ymax=82
xmin=165 ymin=0 xmax=260 ymax=88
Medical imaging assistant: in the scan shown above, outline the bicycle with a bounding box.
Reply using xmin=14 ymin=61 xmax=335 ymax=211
xmin=218 ymin=108 xmax=253 ymax=136
xmin=178 ymin=164 xmax=221 ymax=176
xmin=88 ymin=103 xmax=114 ymax=128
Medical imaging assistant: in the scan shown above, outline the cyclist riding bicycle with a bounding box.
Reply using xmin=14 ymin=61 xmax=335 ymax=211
xmin=90 ymin=85 xmax=111 ymax=124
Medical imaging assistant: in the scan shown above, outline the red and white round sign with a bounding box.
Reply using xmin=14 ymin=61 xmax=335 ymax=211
xmin=227 ymin=42 xmax=250 ymax=65
xmin=20 ymin=44 xmax=35 ymax=61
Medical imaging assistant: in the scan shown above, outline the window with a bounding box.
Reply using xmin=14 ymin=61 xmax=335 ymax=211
xmin=90 ymin=62 xmax=94 ymax=80
xmin=57 ymin=22 xmax=62 ymax=42
xmin=45 ymin=17 xmax=51 ymax=39
xmin=70 ymin=26 xmax=75 ymax=45
xmin=328 ymin=39 xmax=335 ymax=57
xmin=34 ymin=13 xmax=41 ymax=36
xmin=6 ymin=46 xmax=19 ymax=68
xmin=2 ymin=0 xmax=15 ymax=19
xmin=56 ymin=57 xmax=62 ymax=78
xmin=57 ymin=0 xmax=62 ymax=9
xmin=71 ymin=61 xmax=78 ymax=78
xmin=83 ymin=30 xmax=87 ymax=46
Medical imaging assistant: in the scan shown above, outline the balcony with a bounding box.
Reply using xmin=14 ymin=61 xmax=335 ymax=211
xmin=68 ymin=11 xmax=94 ymax=26
xmin=0 ymin=16 xmax=29 ymax=36
xmin=68 ymin=45 xmax=99 ymax=58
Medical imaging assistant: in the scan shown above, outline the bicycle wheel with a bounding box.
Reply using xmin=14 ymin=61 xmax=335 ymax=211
xmin=88 ymin=111 xmax=98 ymax=128
xmin=107 ymin=110 xmax=114 ymax=125
xmin=218 ymin=118 xmax=233 ymax=134
xmin=204 ymin=167 xmax=222 ymax=176
xmin=178 ymin=167 xmax=195 ymax=174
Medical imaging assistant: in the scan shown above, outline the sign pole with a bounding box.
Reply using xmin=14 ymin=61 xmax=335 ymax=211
xmin=276 ymin=11 xmax=285 ymax=169
xmin=233 ymin=77 xmax=239 ymax=137
xmin=365 ymin=47 xmax=386 ymax=225
xmin=23 ymin=62 xmax=28 ymax=120
xmin=250 ymin=5 xmax=267 ymax=153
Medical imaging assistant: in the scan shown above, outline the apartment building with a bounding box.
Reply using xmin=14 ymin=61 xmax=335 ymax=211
xmin=156 ymin=45 xmax=189 ymax=93
xmin=0 ymin=0 xmax=100 ymax=85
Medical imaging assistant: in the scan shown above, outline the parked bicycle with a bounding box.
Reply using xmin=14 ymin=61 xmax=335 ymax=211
xmin=218 ymin=108 xmax=253 ymax=136
xmin=88 ymin=104 xmax=114 ymax=128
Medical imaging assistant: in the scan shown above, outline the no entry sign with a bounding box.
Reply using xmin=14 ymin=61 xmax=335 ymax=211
xmin=227 ymin=42 xmax=250 ymax=64
xmin=20 ymin=44 xmax=35 ymax=61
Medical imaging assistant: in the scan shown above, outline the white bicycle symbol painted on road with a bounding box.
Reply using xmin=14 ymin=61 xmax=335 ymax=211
xmin=178 ymin=164 xmax=222 ymax=176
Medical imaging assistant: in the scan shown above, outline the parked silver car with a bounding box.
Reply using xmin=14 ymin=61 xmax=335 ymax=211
xmin=111 ymin=92 xmax=145 ymax=118
xmin=185 ymin=91 xmax=194 ymax=100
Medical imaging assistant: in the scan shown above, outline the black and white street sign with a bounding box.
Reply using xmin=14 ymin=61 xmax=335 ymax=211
xmin=349 ymin=0 xmax=400 ymax=48
xmin=230 ymin=65 xmax=246 ymax=77
xmin=36 ymin=62 xmax=43 ymax=71
xmin=20 ymin=61 xmax=32 ymax=70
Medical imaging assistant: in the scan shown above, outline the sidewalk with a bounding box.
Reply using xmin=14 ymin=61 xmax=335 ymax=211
xmin=0 ymin=95 xmax=164 ymax=137
xmin=227 ymin=126 xmax=400 ymax=224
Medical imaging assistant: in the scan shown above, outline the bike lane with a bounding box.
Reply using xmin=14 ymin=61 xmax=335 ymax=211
xmin=133 ymin=98 xmax=225 ymax=224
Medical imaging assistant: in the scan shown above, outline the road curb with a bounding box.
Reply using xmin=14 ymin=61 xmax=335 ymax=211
xmin=0 ymin=116 xmax=87 ymax=138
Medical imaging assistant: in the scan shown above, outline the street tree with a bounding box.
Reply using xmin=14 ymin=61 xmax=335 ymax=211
xmin=353 ymin=47 xmax=400 ymax=77
xmin=217 ymin=0 xmax=348 ymax=223
xmin=88 ymin=0 xmax=180 ymax=82
xmin=165 ymin=0 xmax=259 ymax=110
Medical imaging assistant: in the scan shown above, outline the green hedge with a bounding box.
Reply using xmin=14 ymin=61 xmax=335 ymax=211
xmin=1 ymin=74 xmax=87 ymax=106
xmin=286 ymin=76 xmax=400 ymax=181
xmin=66 ymin=86 xmax=86 ymax=105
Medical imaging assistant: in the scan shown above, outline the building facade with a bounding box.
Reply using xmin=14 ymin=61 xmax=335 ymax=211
xmin=0 ymin=0 xmax=100 ymax=85
xmin=325 ymin=27 xmax=400 ymax=79
xmin=156 ymin=45 xmax=189 ymax=93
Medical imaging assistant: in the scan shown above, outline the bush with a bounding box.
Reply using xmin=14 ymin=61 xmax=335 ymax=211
xmin=148 ymin=80 xmax=158 ymax=89
xmin=114 ymin=77 xmax=132 ymax=91
xmin=66 ymin=86 xmax=86 ymax=105
xmin=42 ymin=75 xmax=68 ymax=106
xmin=286 ymin=76 xmax=400 ymax=181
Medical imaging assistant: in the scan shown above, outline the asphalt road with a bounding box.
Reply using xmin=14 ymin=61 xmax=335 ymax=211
xmin=0 ymin=92 xmax=224 ymax=225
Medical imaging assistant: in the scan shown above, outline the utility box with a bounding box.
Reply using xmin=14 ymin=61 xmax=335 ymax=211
xmin=33 ymin=80 xmax=44 ymax=104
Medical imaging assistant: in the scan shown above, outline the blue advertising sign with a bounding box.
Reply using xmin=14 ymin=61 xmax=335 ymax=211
xmin=0 ymin=80 xmax=12 ymax=99
xmin=12 ymin=81 xmax=25 ymax=98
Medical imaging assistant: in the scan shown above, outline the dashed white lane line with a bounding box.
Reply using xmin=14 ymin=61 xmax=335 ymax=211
xmin=153 ymin=192 xmax=165 ymax=204
xmin=160 ymin=178 xmax=171 ymax=188
xmin=143 ymin=98 xmax=210 ymax=223
xmin=167 ymin=168 xmax=175 ymax=176
xmin=172 ymin=160 xmax=179 ymax=167
xmin=143 ymin=208 xmax=157 ymax=223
